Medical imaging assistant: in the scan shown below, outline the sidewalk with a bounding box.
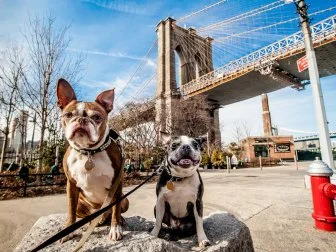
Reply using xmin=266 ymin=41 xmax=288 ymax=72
xmin=1 ymin=162 xmax=335 ymax=252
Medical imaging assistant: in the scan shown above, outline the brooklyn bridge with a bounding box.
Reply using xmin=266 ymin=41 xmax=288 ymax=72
xmin=112 ymin=0 xmax=336 ymax=145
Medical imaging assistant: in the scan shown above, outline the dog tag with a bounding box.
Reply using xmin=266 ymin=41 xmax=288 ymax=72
xmin=85 ymin=154 xmax=95 ymax=171
xmin=167 ymin=181 xmax=174 ymax=191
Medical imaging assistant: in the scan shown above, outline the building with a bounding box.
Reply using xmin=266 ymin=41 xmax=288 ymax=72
xmin=294 ymin=133 xmax=336 ymax=151
xmin=293 ymin=133 xmax=336 ymax=160
xmin=241 ymin=94 xmax=295 ymax=162
xmin=241 ymin=135 xmax=295 ymax=162
xmin=9 ymin=110 xmax=29 ymax=152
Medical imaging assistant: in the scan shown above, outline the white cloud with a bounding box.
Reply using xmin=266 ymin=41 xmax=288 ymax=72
xmin=82 ymin=0 xmax=148 ymax=15
xmin=79 ymin=72 xmax=155 ymax=112
xmin=67 ymin=48 xmax=157 ymax=69
xmin=277 ymin=127 xmax=317 ymax=134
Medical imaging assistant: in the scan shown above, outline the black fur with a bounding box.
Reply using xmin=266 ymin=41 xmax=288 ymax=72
xmin=196 ymin=170 xmax=204 ymax=217
xmin=154 ymin=168 xmax=204 ymax=237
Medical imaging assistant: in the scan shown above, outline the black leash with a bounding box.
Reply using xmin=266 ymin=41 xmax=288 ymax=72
xmin=30 ymin=164 xmax=165 ymax=252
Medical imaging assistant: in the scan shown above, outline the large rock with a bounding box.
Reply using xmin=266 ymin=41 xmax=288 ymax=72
xmin=16 ymin=212 xmax=254 ymax=252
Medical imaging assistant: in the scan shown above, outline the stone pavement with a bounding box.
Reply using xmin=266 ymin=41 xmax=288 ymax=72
xmin=1 ymin=162 xmax=336 ymax=252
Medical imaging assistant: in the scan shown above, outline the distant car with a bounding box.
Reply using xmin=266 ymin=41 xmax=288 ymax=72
xmin=231 ymin=155 xmax=239 ymax=168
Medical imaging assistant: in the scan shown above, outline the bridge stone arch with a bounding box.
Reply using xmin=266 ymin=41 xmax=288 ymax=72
xmin=155 ymin=17 xmax=220 ymax=144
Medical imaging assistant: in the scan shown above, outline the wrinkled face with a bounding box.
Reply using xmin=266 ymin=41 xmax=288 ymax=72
xmin=166 ymin=136 xmax=203 ymax=177
xmin=56 ymin=78 xmax=115 ymax=150
xmin=61 ymin=101 xmax=107 ymax=149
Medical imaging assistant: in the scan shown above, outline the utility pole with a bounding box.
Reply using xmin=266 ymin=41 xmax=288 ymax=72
xmin=288 ymin=0 xmax=335 ymax=171
xmin=54 ymin=115 xmax=63 ymax=167
xmin=29 ymin=112 xmax=36 ymax=162
xmin=206 ymin=131 xmax=210 ymax=156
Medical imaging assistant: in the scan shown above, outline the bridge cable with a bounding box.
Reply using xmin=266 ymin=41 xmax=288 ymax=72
xmin=114 ymin=39 xmax=158 ymax=105
xmin=198 ymin=0 xmax=284 ymax=32
xmin=214 ymin=6 xmax=336 ymax=43
xmin=176 ymin=0 xmax=229 ymax=23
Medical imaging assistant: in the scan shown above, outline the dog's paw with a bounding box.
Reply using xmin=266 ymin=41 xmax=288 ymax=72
xmin=108 ymin=225 xmax=123 ymax=241
xmin=60 ymin=233 xmax=74 ymax=243
xmin=150 ymin=228 xmax=160 ymax=237
xmin=199 ymin=239 xmax=211 ymax=248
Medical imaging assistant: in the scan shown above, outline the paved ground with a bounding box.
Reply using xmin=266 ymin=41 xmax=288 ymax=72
xmin=1 ymin=162 xmax=336 ymax=252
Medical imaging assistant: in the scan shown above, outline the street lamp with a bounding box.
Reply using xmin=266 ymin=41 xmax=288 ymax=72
xmin=285 ymin=0 xmax=335 ymax=175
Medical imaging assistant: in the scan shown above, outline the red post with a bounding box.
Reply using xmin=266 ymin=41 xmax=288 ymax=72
xmin=307 ymin=158 xmax=336 ymax=231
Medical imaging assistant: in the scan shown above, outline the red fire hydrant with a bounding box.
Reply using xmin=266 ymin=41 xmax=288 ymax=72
xmin=307 ymin=158 xmax=336 ymax=231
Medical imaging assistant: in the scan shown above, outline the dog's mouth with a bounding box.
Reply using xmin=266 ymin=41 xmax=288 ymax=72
xmin=70 ymin=125 xmax=92 ymax=140
xmin=171 ymin=157 xmax=200 ymax=168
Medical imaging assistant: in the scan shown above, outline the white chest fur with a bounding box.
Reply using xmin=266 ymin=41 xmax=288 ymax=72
xmin=67 ymin=149 xmax=114 ymax=204
xmin=160 ymin=172 xmax=201 ymax=218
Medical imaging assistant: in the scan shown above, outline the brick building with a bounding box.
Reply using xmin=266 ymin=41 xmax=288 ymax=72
xmin=240 ymin=94 xmax=295 ymax=162
xmin=241 ymin=135 xmax=295 ymax=162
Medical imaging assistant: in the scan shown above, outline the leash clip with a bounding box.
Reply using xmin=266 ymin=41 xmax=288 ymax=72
xmin=155 ymin=166 xmax=165 ymax=175
xmin=155 ymin=160 xmax=167 ymax=175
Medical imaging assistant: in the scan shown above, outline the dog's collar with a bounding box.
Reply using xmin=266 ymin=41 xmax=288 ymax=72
xmin=73 ymin=129 xmax=120 ymax=156
xmin=169 ymin=176 xmax=184 ymax=182
xmin=166 ymin=161 xmax=185 ymax=182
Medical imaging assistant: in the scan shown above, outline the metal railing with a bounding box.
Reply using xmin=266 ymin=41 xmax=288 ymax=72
xmin=0 ymin=172 xmax=66 ymax=198
xmin=294 ymin=132 xmax=336 ymax=141
xmin=182 ymin=15 xmax=336 ymax=95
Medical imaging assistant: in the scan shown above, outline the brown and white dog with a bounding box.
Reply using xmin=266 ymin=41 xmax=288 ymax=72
xmin=56 ymin=78 xmax=128 ymax=242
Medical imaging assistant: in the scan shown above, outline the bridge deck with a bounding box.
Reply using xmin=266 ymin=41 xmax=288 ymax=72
xmin=182 ymin=15 xmax=336 ymax=105
xmin=205 ymin=40 xmax=336 ymax=105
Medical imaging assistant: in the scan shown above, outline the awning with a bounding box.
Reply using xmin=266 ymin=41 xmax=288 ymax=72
xmin=252 ymin=143 xmax=272 ymax=146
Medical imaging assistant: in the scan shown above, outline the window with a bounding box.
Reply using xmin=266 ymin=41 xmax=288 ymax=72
xmin=255 ymin=138 xmax=268 ymax=143
xmin=254 ymin=145 xmax=269 ymax=157
xmin=275 ymin=144 xmax=291 ymax=153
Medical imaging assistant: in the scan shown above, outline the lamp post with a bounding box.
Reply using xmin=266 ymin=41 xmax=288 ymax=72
xmin=285 ymin=0 xmax=335 ymax=175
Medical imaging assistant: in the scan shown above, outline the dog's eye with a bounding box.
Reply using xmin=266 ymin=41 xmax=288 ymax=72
xmin=171 ymin=143 xmax=178 ymax=150
xmin=64 ymin=112 xmax=73 ymax=119
xmin=91 ymin=114 xmax=103 ymax=123
xmin=192 ymin=141 xmax=199 ymax=150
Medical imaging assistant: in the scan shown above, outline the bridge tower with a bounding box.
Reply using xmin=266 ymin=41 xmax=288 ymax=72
xmin=155 ymin=17 xmax=221 ymax=144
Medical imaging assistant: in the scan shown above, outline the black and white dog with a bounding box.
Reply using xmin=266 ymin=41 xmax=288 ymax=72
xmin=151 ymin=133 xmax=210 ymax=248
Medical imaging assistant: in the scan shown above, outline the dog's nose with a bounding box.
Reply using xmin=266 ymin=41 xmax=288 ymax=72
xmin=181 ymin=145 xmax=191 ymax=155
xmin=78 ymin=117 xmax=88 ymax=124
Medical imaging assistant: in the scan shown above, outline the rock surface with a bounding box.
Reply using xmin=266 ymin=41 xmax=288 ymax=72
xmin=15 ymin=212 xmax=254 ymax=252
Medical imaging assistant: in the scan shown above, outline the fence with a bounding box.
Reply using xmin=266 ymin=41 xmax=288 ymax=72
xmin=0 ymin=172 xmax=66 ymax=198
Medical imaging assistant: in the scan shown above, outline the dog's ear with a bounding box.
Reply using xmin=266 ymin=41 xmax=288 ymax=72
xmin=160 ymin=131 xmax=171 ymax=146
xmin=96 ymin=89 xmax=115 ymax=113
xmin=57 ymin=79 xmax=77 ymax=110
xmin=195 ymin=134 xmax=207 ymax=146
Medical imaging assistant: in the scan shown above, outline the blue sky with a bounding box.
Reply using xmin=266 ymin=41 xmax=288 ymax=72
xmin=0 ymin=0 xmax=335 ymax=142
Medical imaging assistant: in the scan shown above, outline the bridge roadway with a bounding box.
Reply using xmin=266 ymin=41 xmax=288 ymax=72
xmin=204 ymin=40 xmax=336 ymax=105
xmin=182 ymin=15 xmax=336 ymax=106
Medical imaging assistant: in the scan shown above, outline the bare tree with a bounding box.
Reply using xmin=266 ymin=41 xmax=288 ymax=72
xmin=231 ymin=120 xmax=252 ymax=161
xmin=169 ymin=95 xmax=212 ymax=137
xmin=110 ymin=100 xmax=157 ymax=161
xmin=232 ymin=120 xmax=252 ymax=143
xmin=0 ymin=47 xmax=25 ymax=172
xmin=240 ymin=120 xmax=252 ymax=139
xmin=21 ymin=15 xmax=83 ymax=173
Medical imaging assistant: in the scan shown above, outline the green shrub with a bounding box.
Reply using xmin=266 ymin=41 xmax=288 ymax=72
xmin=211 ymin=149 xmax=226 ymax=168
xmin=201 ymin=152 xmax=210 ymax=167
xmin=40 ymin=139 xmax=67 ymax=172
xmin=143 ymin=158 xmax=152 ymax=170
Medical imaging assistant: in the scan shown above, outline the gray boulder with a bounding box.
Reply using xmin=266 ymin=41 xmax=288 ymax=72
xmin=15 ymin=212 xmax=254 ymax=251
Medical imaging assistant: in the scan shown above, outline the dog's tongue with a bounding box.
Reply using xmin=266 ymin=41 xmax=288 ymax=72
xmin=178 ymin=159 xmax=192 ymax=165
